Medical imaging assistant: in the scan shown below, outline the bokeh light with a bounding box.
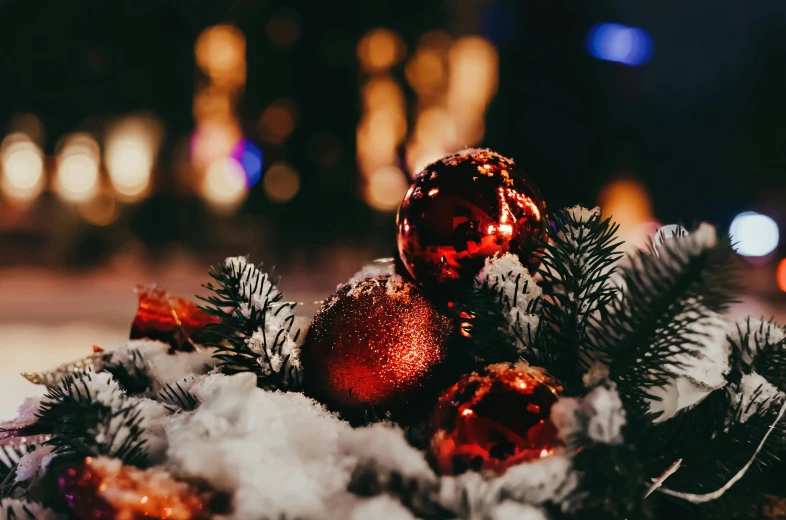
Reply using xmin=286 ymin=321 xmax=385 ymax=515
xmin=202 ymin=156 xmax=248 ymax=211
xmin=598 ymin=178 xmax=657 ymax=251
xmin=357 ymin=28 xmax=405 ymax=72
xmin=55 ymin=133 xmax=101 ymax=203
xmin=191 ymin=121 xmax=242 ymax=171
xmin=586 ymin=23 xmax=654 ymax=66
xmin=79 ymin=193 xmax=118 ymax=226
xmin=730 ymin=212 xmax=779 ymax=257
xmin=263 ymin=162 xmax=300 ymax=203
xmin=194 ymin=25 xmax=246 ymax=88
xmin=777 ymin=259 xmax=786 ymax=293
xmin=105 ymin=116 xmax=162 ymax=200
xmin=365 ymin=166 xmax=408 ymax=211
xmin=266 ymin=11 xmax=301 ymax=47
xmin=257 ymin=100 xmax=297 ymax=145
xmin=231 ymin=140 xmax=263 ymax=187
xmin=0 ymin=134 xmax=45 ymax=201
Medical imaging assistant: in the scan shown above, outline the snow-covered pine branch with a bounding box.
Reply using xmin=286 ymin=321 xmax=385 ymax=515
xmin=536 ymin=205 xmax=623 ymax=392
xmin=200 ymin=256 xmax=304 ymax=390
xmin=588 ymin=223 xmax=738 ymax=422
xmin=34 ymin=371 xmax=168 ymax=468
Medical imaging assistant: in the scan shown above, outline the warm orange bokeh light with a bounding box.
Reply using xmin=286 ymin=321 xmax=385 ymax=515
xmin=258 ymin=100 xmax=297 ymax=145
xmin=598 ymin=178 xmax=656 ymax=251
xmin=777 ymin=258 xmax=786 ymax=293
xmin=194 ymin=25 xmax=246 ymax=88
xmin=357 ymin=28 xmax=404 ymax=72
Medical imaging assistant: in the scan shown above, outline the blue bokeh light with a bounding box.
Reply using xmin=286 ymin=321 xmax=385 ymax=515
xmin=232 ymin=140 xmax=263 ymax=188
xmin=586 ymin=23 xmax=653 ymax=66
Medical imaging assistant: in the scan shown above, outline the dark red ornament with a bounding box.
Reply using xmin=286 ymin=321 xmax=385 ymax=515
xmin=130 ymin=285 xmax=219 ymax=351
xmin=429 ymin=362 xmax=563 ymax=475
xmin=396 ymin=148 xmax=547 ymax=293
xmin=301 ymin=275 xmax=454 ymax=410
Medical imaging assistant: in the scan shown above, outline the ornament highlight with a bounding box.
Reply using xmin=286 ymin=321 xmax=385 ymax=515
xmin=130 ymin=285 xmax=219 ymax=351
xmin=301 ymin=275 xmax=454 ymax=410
xmin=396 ymin=148 xmax=547 ymax=294
xmin=429 ymin=362 xmax=563 ymax=475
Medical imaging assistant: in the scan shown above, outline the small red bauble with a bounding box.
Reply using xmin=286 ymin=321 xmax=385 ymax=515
xmin=301 ymin=275 xmax=454 ymax=410
xmin=429 ymin=362 xmax=563 ymax=476
xmin=130 ymin=285 xmax=219 ymax=351
xmin=396 ymin=149 xmax=547 ymax=293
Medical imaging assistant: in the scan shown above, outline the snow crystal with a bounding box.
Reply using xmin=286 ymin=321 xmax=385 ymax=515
xmin=348 ymin=258 xmax=396 ymax=286
xmin=98 ymin=340 xmax=217 ymax=394
xmin=581 ymin=385 xmax=625 ymax=444
xmin=550 ymin=397 xmax=581 ymax=442
xmin=564 ymin=205 xmax=600 ymax=224
xmin=732 ymin=372 xmax=784 ymax=424
xmin=0 ymin=499 xmax=62 ymax=520
xmin=339 ymin=423 xmax=434 ymax=481
xmin=728 ymin=318 xmax=786 ymax=366
xmin=582 ymin=362 xmax=610 ymax=388
xmin=500 ymin=453 xmax=576 ymax=505
xmin=224 ymin=256 xmax=282 ymax=310
xmin=14 ymin=444 xmax=55 ymax=483
xmin=349 ymin=496 xmax=416 ymax=520
xmin=490 ymin=501 xmax=548 ymax=520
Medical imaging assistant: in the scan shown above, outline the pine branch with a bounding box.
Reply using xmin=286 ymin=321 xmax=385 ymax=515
xmin=199 ymin=257 xmax=302 ymax=391
xmin=535 ymin=206 xmax=623 ymax=392
xmin=158 ymin=379 xmax=199 ymax=413
xmin=728 ymin=318 xmax=786 ymax=390
xmin=35 ymin=372 xmax=151 ymax=468
xmin=588 ymin=225 xmax=738 ymax=421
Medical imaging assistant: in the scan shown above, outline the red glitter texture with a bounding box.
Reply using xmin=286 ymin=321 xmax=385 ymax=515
xmin=396 ymin=148 xmax=547 ymax=294
xmin=301 ymin=275 xmax=454 ymax=410
xmin=57 ymin=456 xmax=209 ymax=520
xmin=429 ymin=362 xmax=563 ymax=476
xmin=130 ymin=285 xmax=219 ymax=351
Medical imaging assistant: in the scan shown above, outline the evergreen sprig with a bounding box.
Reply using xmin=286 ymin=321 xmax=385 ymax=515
xmin=35 ymin=372 xmax=150 ymax=468
xmin=728 ymin=318 xmax=786 ymax=391
xmin=589 ymin=228 xmax=738 ymax=421
xmin=200 ymin=258 xmax=301 ymax=391
xmin=535 ymin=207 xmax=623 ymax=392
xmin=158 ymin=380 xmax=199 ymax=413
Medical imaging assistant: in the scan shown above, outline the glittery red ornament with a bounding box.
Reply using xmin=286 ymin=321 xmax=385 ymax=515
xmin=396 ymin=149 xmax=547 ymax=293
xmin=301 ymin=275 xmax=454 ymax=411
xmin=130 ymin=285 xmax=219 ymax=351
xmin=429 ymin=362 xmax=563 ymax=476
xmin=57 ymin=456 xmax=210 ymax=520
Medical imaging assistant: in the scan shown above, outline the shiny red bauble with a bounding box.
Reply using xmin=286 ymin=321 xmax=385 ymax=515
xmin=396 ymin=149 xmax=547 ymax=293
xmin=429 ymin=362 xmax=563 ymax=475
xmin=301 ymin=275 xmax=454 ymax=410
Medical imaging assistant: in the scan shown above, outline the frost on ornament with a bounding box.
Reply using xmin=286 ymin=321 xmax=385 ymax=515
xmin=348 ymin=258 xmax=396 ymax=287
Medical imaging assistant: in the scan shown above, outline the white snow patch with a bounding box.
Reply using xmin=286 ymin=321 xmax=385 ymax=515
xmin=14 ymin=444 xmax=55 ymax=483
xmin=732 ymin=372 xmax=784 ymax=423
xmin=490 ymin=501 xmax=548 ymax=520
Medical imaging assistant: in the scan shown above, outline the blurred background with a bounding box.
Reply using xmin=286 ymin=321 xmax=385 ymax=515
xmin=0 ymin=0 xmax=784 ymax=417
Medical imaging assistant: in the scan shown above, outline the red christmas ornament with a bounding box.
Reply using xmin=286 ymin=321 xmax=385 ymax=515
xmin=58 ymin=456 xmax=210 ymax=520
xmin=130 ymin=285 xmax=219 ymax=351
xmin=396 ymin=148 xmax=547 ymax=293
xmin=429 ymin=362 xmax=563 ymax=476
xmin=301 ymin=275 xmax=454 ymax=410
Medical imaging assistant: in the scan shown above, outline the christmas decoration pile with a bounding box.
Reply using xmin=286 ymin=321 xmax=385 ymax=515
xmin=1 ymin=148 xmax=785 ymax=520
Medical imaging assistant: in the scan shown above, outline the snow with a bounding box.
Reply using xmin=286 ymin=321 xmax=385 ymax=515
xmin=475 ymin=253 xmax=542 ymax=348
xmin=728 ymin=318 xmax=786 ymax=366
xmin=581 ymin=385 xmax=626 ymax=444
xmin=97 ymin=340 xmax=217 ymax=394
xmin=490 ymin=501 xmax=548 ymax=520
xmin=0 ymin=499 xmax=62 ymax=520
xmin=564 ymin=205 xmax=600 ymax=224
xmin=349 ymin=496 xmax=416 ymax=520
xmin=550 ymin=397 xmax=581 ymax=443
xmin=14 ymin=445 xmax=55 ymax=483
xmin=348 ymin=259 xmax=396 ymax=286
xmin=224 ymin=256 xmax=282 ymax=307
xmin=732 ymin=372 xmax=784 ymax=424
xmin=499 ymin=453 xmax=576 ymax=505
